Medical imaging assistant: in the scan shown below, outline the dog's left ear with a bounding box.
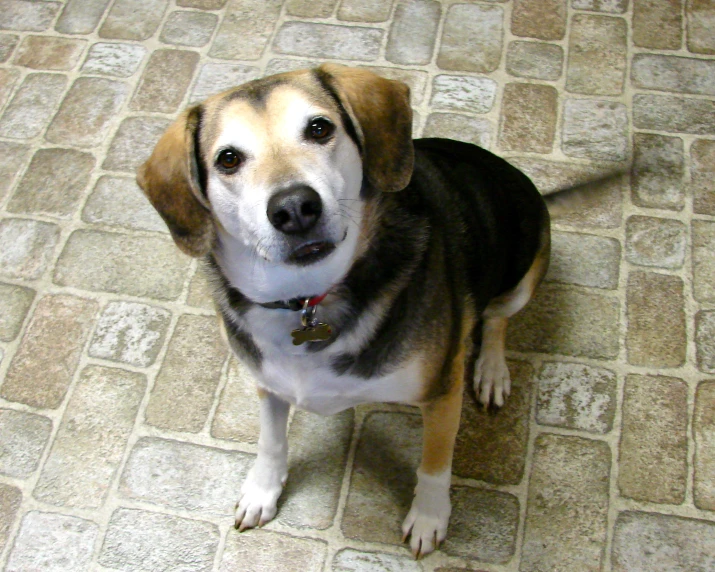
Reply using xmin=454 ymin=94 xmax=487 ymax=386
xmin=316 ymin=63 xmax=414 ymax=193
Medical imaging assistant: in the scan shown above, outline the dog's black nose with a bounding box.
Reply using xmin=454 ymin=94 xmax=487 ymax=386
xmin=267 ymin=185 xmax=322 ymax=235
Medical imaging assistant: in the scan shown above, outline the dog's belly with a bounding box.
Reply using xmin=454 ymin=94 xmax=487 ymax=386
xmin=256 ymin=353 xmax=424 ymax=416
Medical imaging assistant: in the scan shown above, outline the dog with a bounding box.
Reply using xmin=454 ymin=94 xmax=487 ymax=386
xmin=137 ymin=64 xmax=551 ymax=557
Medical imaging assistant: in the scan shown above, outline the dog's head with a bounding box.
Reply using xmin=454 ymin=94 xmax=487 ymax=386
xmin=137 ymin=64 xmax=413 ymax=302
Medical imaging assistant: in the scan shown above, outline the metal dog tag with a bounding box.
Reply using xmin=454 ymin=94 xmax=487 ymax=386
xmin=291 ymin=322 xmax=332 ymax=345
xmin=291 ymin=299 xmax=332 ymax=345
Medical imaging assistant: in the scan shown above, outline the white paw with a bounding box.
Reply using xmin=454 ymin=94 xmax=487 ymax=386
xmin=234 ymin=464 xmax=286 ymax=531
xmin=401 ymin=470 xmax=451 ymax=558
xmin=473 ymin=351 xmax=511 ymax=407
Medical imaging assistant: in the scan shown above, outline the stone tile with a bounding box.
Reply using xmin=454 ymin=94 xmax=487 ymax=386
xmin=506 ymin=41 xmax=563 ymax=80
xmin=625 ymin=216 xmax=686 ymax=269
xmin=693 ymin=220 xmax=715 ymax=303
xmin=120 ymin=437 xmax=251 ymax=513
xmin=695 ymin=381 xmax=715 ymax=509
xmin=211 ymin=358 xmax=261 ymax=443
xmin=521 ymin=435 xmax=610 ymax=572
xmin=338 ymin=0 xmax=392 ymax=22
xmin=6 ymin=512 xmax=98 ymax=572
xmin=619 ymin=375 xmax=688 ymax=504
xmin=687 ymin=0 xmax=715 ymax=54
xmin=8 ymin=148 xmax=95 ymax=218
xmin=562 ymin=99 xmax=628 ymax=161
xmin=0 ymin=484 xmax=21 ymax=554
xmin=278 ymin=409 xmax=354 ymax=529
xmin=221 ymin=530 xmax=327 ymax=572
xmin=572 ymin=0 xmax=627 ymax=12
xmin=99 ymin=0 xmax=168 ymax=41
xmin=626 ymin=271 xmax=686 ymax=367
xmin=566 ymin=15 xmax=627 ymax=95
xmin=46 ymin=76 xmax=127 ymax=147
xmin=0 ymin=67 xmax=20 ymax=110
xmin=53 ymin=230 xmax=191 ymax=300
xmin=0 ymin=0 xmax=61 ymax=32
xmin=0 ymin=33 xmax=19 ymax=62
xmin=612 ymin=511 xmax=715 ymax=571
xmin=512 ymin=0 xmax=567 ymax=40
xmin=55 ymin=0 xmax=112 ymax=34
xmin=0 ymin=72 xmax=67 ymax=139
xmin=430 ymin=74 xmax=497 ymax=114
xmin=81 ymin=42 xmax=145 ymax=78
xmin=160 ymin=10 xmax=218 ymax=47
xmin=178 ymin=0 xmax=226 ymax=8
xmin=286 ymin=0 xmax=337 ymax=18
xmin=103 ymin=115 xmax=172 ymax=172
xmin=547 ymin=231 xmax=620 ymax=289
xmin=1 ymin=295 xmax=97 ymax=409
xmin=633 ymin=0 xmax=682 ymax=49
xmin=332 ymin=548 xmax=423 ymax=572
xmin=189 ymin=62 xmax=260 ymax=104
xmin=0 ymin=142 xmax=29 ymax=203
xmin=0 ymin=408 xmax=52 ymax=477
xmin=454 ymin=360 xmax=533 ymax=485
xmin=691 ymin=139 xmax=715 ymax=216
xmin=498 ymin=83 xmax=557 ymax=153
xmin=386 ymin=0 xmax=440 ymax=66
xmin=360 ymin=66 xmax=428 ymax=105
xmin=211 ymin=0 xmax=282 ymax=60
xmin=442 ymin=488 xmax=519 ymax=563
xmin=34 ymin=366 xmax=145 ymax=508
xmin=265 ymin=58 xmax=321 ymax=76
xmin=273 ymin=22 xmax=382 ymax=61
xmin=99 ymin=508 xmax=219 ymax=572
xmin=438 ymin=4 xmax=503 ymax=73
xmin=0 ymin=283 xmax=35 ymax=342
xmin=187 ymin=266 xmax=215 ymax=310
xmin=423 ymin=113 xmax=492 ymax=149
xmin=82 ymin=175 xmax=167 ymax=233
xmin=0 ymin=218 xmax=60 ymax=280
xmin=696 ymin=312 xmax=715 ymax=374
xmin=631 ymin=133 xmax=684 ymax=211
xmin=342 ymin=411 xmax=420 ymax=545
xmin=88 ymin=301 xmax=171 ymax=367
xmin=632 ymin=54 xmax=715 ymax=96
xmin=508 ymin=283 xmax=620 ymax=359
xmin=131 ymin=49 xmax=198 ymax=113
xmin=145 ymin=314 xmax=227 ymax=432
xmin=633 ymin=94 xmax=715 ymax=135
xmin=13 ymin=35 xmax=86 ymax=70
xmin=536 ymin=361 xmax=617 ymax=433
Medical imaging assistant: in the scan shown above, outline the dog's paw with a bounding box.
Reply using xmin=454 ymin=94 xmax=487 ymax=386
xmin=401 ymin=470 xmax=451 ymax=559
xmin=234 ymin=465 xmax=286 ymax=531
xmin=473 ymin=352 xmax=511 ymax=408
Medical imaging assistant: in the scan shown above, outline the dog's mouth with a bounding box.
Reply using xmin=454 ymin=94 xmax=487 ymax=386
xmin=287 ymin=241 xmax=336 ymax=266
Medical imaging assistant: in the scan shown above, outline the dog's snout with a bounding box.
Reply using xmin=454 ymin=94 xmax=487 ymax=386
xmin=267 ymin=186 xmax=323 ymax=235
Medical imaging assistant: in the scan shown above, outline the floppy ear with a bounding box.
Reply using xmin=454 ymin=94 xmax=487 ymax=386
xmin=316 ymin=63 xmax=414 ymax=193
xmin=136 ymin=106 xmax=214 ymax=257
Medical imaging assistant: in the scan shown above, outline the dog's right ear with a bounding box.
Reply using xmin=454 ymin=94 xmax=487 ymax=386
xmin=137 ymin=106 xmax=214 ymax=257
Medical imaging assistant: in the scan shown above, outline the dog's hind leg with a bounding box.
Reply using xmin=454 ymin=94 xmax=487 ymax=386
xmin=473 ymin=237 xmax=550 ymax=407
xmin=235 ymin=389 xmax=290 ymax=530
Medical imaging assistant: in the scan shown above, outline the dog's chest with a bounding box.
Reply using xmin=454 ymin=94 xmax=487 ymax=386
xmin=245 ymin=307 xmax=424 ymax=415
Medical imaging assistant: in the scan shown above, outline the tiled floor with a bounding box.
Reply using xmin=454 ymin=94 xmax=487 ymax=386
xmin=0 ymin=0 xmax=714 ymax=570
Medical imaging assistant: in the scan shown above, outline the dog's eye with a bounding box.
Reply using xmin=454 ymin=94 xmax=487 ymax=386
xmin=216 ymin=149 xmax=242 ymax=172
xmin=306 ymin=118 xmax=334 ymax=142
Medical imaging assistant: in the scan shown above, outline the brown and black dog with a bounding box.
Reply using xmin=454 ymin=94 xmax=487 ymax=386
xmin=138 ymin=64 xmax=550 ymax=557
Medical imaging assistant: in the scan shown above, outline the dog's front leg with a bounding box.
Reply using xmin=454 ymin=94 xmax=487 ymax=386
xmin=235 ymin=388 xmax=290 ymax=531
xmin=402 ymin=372 xmax=463 ymax=558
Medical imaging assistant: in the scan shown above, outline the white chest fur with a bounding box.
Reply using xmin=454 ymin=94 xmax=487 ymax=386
xmin=243 ymin=306 xmax=424 ymax=416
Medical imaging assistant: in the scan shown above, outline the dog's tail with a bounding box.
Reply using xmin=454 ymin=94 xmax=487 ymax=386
xmin=541 ymin=170 xmax=627 ymax=216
